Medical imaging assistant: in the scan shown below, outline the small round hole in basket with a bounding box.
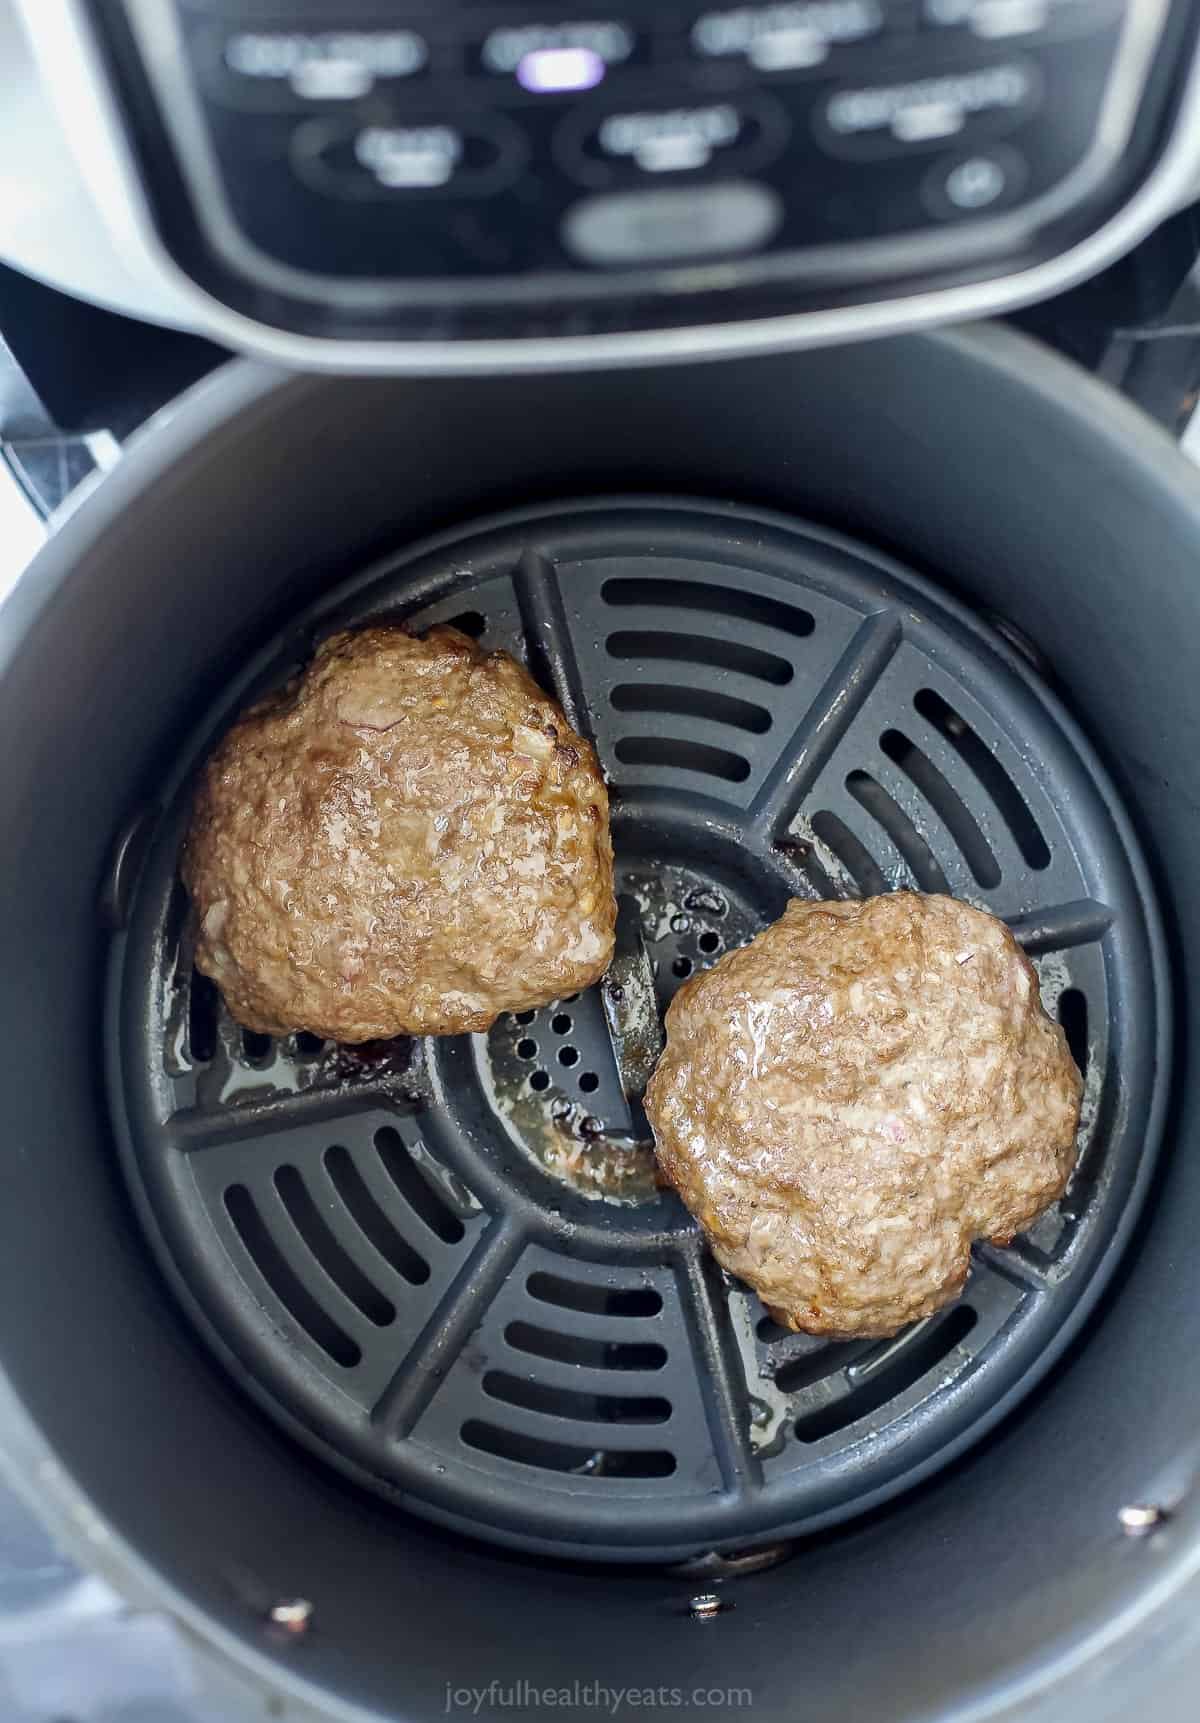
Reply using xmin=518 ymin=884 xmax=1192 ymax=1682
xmin=551 ymin=1013 xmax=572 ymax=1035
xmin=558 ymin=1045 xmax=580 ymax=1068
xmin=516 ymin=1038 xmax=538 ymax=1060
xmin=579 ymin=1072 xmax=599 ymax=1094
xmin=529 ymin=1069 xmax=551 ymax=1092
xmin=673 ymin=957 xmax=693 ymax=979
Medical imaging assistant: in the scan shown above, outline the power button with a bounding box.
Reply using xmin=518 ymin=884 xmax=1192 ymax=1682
xmin=923 ymin=147 xmax=1028 ymax=217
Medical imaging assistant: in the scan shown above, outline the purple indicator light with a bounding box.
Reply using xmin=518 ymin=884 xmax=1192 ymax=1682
xmin=516 ymin=46 xmax=606 ymax=92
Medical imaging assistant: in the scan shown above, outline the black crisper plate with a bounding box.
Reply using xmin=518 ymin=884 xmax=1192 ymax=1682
xmin=107 ymin=500 xmax=1168 ymax=1564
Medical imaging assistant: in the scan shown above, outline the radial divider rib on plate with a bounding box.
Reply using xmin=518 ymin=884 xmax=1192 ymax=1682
xmin=370 ymin=1214 xmax=528 ymax=1437
xmin=513 ymin=548 xmax=596 ymax=747
xmin=747 ymin=610 xmax=904 ymax=839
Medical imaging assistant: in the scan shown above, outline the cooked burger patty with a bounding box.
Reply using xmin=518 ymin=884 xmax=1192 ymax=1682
xmin=645 ymin=893 xmax=1082 ymax=1339
xmin=182 ymin=624 xmax=615 ymax=1041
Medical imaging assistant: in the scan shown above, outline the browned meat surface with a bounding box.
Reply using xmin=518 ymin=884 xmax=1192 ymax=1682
xmin=182 ymin=624 xmax=615 ymax=1041
xmin=645 ymin=893 xmax=1081 ymax=1339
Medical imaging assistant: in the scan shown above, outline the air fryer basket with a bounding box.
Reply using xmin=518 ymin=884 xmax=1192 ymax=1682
xmin=111 ymin=500 xmax=1165 ymax=1563
xmin=0 ymin=325 xmax=1196 ymax=1723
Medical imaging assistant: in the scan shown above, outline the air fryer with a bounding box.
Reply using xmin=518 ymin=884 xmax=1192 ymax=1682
xmin=4 ymin=0 xmax=1200 ymax=1714
xmin=0 ymin=321 xmax=1197 ymax=1723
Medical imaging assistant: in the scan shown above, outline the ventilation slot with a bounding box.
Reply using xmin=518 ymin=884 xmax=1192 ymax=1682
xmin=846 ymin=771 xmax=948 ymax=893
xmin=375 ymin=1126 xmax=465 ymax=1244
xmin=601 ymin=576 xmax=815 ymax=638
xmin=224 ymin=1184 xmax=361 ymax=1367
xmin=880 ymin=731 xmax=1001 ymax=889
xmin=324 ymin=1145 xmax=430 ymax=1285
xmin=527 ymin=1272 xmax=662 ymax=1318
xmin=1058 ymin=988 xmax=1089 ymax=1078
xmin=614 ymin=736 xmax=750 ymax=783
xmin=757 ymin=1314 xmax=793 ymax=1344
xmin=461 ymin=1421 xmax=676 ymax=1477
xmin=793 ymin=1305 xmax=977 ymax=1442
xmin=241 ymin=1028 xmax=273 ymax=1065
xmin=188 ymin=971 xmax=219 ymax=1064
xmin=915 ymin=689 xmax=1051 ymax=870
xmin=611 ymin=683 xmax=772 ymax=734
xmin=164 ymin=877 xmax=190 ymax=959
xmin=809 ymin=811 xmax=888 ymax=897
xmin=607 ymin=631 xmax=793 ymax=686
xmin=506 ymin=1322 xmax=667 ymax=1372
xmin=444 ymin=610 xmax=486 ymax=639
xmin=483 ymin=1371 xmax=671 ymax=1424
xmin=274 ymin=1165 xmax=394 ymax=1327
xmin=774 ymin=1339 xmax=871 ymax=1394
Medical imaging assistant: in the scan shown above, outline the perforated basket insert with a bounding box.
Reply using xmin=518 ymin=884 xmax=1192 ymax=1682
xmin=108 ymin=500 xmax=1167 ymax=1564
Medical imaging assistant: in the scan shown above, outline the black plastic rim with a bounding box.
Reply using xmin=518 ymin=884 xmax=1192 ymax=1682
xmin=108 ymin=498 xmax=1168 ymax=1563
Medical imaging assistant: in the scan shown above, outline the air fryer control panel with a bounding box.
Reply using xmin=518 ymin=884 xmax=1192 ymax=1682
xmin=89 ymin=0 xmax=1198 ymax=349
